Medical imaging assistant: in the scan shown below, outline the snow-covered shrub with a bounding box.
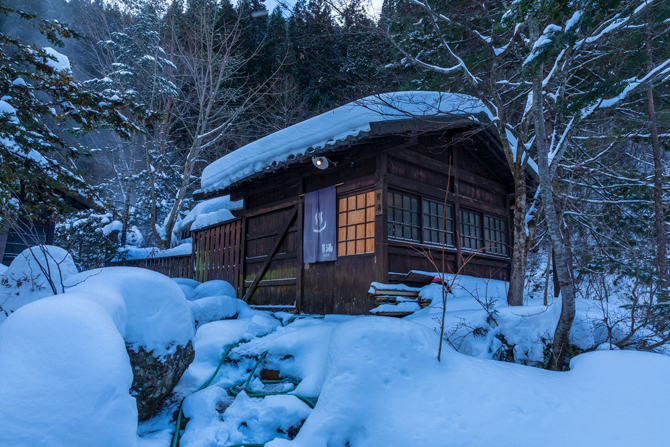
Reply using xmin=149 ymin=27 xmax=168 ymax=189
xmin=408 ymin=276 xmax=602 ymax=366
xmin=187 ymin=279 xmax=236 ymax=301
xmin=0 ymin=295 xmax=138 ymax=447
xmin=65 ymin=267 xmax=196 ymax=420
xmin=0 ymin=246 xmax=78 ymax=321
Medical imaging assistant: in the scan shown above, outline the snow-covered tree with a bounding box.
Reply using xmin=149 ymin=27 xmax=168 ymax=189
xmin=383 ymin=0 xmax=670 ymax=369
xmin=0 ymin=5 xmax=139 ymax=228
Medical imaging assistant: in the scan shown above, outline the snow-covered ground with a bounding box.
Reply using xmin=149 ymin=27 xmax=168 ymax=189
xmin=137 ymin=285 xmax=669 ymax=447
xmin=2 ymin=254 xmax=669 ymax=447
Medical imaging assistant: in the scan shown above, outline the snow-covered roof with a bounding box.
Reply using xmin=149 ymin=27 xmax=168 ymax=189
xmin=173 ymin=195 xmax=243 ymax=236
xmin=201 ymin=92 xmax=500 ymax=194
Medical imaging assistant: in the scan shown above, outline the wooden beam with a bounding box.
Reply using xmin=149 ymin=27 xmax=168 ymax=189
xmin=242 ymin=206 xmax=298 ymax=303
xmin=296 ymin=180 xmax=304 ymax=314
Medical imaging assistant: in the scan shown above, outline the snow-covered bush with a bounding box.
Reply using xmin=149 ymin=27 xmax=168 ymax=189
xmin=55 ymin=211 xmax=119 ymax=270
xmin=188 ymin=279 xmax=236 ymax=301
xmin=0 ymin=246 xmax=78 ymax=321
xmin=0 ymin=295 xmax=138 ymax=447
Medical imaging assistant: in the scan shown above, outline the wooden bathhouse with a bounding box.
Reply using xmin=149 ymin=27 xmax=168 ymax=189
xmin=192 ymin=92 xmax=535 ymax=315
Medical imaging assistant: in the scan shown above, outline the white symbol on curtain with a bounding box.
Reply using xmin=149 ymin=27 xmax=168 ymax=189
xmin=313 ymin=211 xmax=327 ymax=233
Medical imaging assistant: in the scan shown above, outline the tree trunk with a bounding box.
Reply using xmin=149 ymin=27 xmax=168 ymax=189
xmin=507 ymin=169 xmax=527 ymax=306
xmin=646 ymin=13 xmax=668 ymax=302
xmin=532 ymin=57 xmax=576 ymax=371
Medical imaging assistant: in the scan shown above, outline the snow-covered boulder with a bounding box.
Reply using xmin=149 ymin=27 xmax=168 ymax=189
xmin=0 ymin=246 xmax=78 ymax=322
xmin=65 ymin=267 xmax=196 ymax=420
xmin=187 ymin=279 xmax=236 ymax=301
xmin=0 ymin=295 xmax=137 ymax=446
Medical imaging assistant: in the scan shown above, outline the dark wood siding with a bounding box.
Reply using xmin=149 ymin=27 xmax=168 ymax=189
xmin=243 ymin=204 xmax=300 ymax=306
xmin=213 ymin=128 xmax=513 ymax=314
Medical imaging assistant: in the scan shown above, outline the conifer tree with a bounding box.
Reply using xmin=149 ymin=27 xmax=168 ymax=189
xmin=0 ymin=5 xmax=139 ymax=228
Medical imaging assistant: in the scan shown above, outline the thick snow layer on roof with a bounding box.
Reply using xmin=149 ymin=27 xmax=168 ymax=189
xmin=174 ymin=195 xmax=242 ymax=236
xmin=0 ymin=295 xmax=137 ymax=446
xmin=201 ymin=92 xmax=492 ymax=193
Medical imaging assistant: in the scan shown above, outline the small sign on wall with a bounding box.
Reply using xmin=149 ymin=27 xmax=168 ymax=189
xmin=303 ymin=186 xmax=337 ymax=263
xmin=375 ymin=189 xmax=383 ymax=216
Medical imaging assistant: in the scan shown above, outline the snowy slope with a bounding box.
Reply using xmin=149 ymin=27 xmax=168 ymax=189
xmin=201 ymin=92 xmax=493 ymax=193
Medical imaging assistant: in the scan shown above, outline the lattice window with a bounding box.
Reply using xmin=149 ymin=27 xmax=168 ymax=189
xmin=459 ymin=209 xmax=482 ymax=250
xmin=338 ymin=191 xmax=375 ymax=256
xmin=388 ymin=191 xmax=420 ymax=242
xmin=484 ymin=216 xmax=507 ymax=255
xmin=423 ymin=199 xmax=454 ymax=246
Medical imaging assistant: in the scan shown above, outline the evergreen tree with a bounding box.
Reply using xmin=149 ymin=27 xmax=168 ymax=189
xmin=0 ymin=5 xmax=139 ymax=228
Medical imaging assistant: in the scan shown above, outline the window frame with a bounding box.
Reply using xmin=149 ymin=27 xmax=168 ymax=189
xmin=386 ymin=188 xmax=509 ymax=258
xmin=387 ymin=191 xmax=421 ymax=243
xmin=337 ymin=190 xmax=376 ymax=257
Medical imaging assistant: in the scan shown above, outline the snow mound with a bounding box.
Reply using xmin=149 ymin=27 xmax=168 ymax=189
xmin=188 ymin=280 xmax=236 ymax=301
xmin=65 ymin=267 xmax=194 ymax=354
xmin=189 ymin=295 xmax=240 ymax=324
xmin=201 ymin=92 xmax=492 ymax=193
xmin=0 ymin=295 xmax=137 ymax=447
xmin=173 ymin=278 xmax=201 ymax=299
xmin=0 ymin=246 xmax=78 ymax=323
xmin=418 ymin=273 xmax=509 ymax=303
xmin=0 ymin=264 xmax=6 ymax=275
xmin=173 ymin=278 xmax=201 ymax=289
xmin=266 ymin=317 xmax=670 ymax=447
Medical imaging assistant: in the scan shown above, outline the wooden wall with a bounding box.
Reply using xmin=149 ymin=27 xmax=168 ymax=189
xmin=218 ymin=128 xmax=512 ymax=314
xmin=384 ymin=137 xmax=511 ymax=283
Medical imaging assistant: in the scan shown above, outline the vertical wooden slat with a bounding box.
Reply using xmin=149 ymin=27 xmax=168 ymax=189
xmin=214 ymin=225 xmax=221 ymax=280
xmin=222 ymin=223 xmax=229 ymax=282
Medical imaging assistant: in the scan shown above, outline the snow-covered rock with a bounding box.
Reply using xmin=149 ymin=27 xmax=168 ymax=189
xmin=0 ymin=246 xmax=78 ymax=323
xmin=0 ymin=295 xmax=137 ymax=447
xmin=187 ymin=279 xmax=236 ymax=301
xmin=65 ymin=267 xmax=196 ymax=420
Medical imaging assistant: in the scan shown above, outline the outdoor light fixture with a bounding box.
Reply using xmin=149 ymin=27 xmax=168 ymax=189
xmin=312 ymin=156 xmax=329 ymax=170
